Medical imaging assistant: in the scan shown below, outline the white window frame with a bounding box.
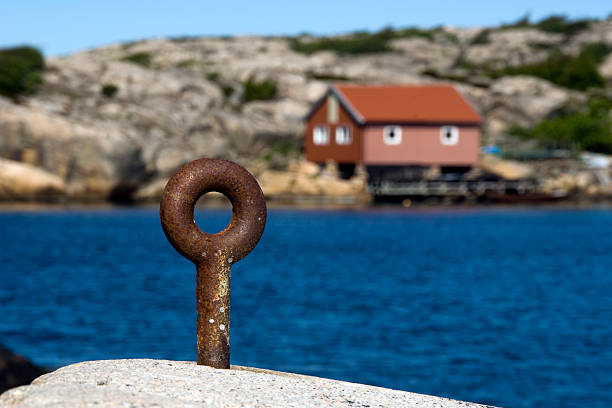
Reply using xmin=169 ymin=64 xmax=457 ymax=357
xmin=440 ymin=126 xmax=459 ymax=146
xmin=335 ymin=125 xmax=352 ymax=145
xmin=313 ymin=125 xmax=330 ymax=145
xmin=383 ymin=125 xmax=402 ymax=145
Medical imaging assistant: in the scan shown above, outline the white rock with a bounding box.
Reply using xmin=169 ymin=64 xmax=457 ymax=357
xmin=486 ymin=76 xmax=572 ymax=131
xmin=0 ymin=158 xmax=66 ymax=199
xmin=599 ymin=53 xmax=612 ymax=79
xmin=0 ymin=360 xmax=495 ymax=408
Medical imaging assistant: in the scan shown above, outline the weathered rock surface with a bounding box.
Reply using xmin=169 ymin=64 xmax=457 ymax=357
xmin=600 ymin=53 xmax=612 ymax=79
xmin=479 ymin=154 xmax=534 ymax=180
xmin=0 ymin=18 xmax=610 ymax=202
xmin=0 ymin=359 xmax=496 ymax=408
xmin=0 ymin=345 xmax=47 ymax=394
xmin=0 ymin=158 xmax=66 ymax=200
xmin=478 ymin=76 xmax=574 ymax=136
xmin=464 ymin=28 xmax=562 ymax=69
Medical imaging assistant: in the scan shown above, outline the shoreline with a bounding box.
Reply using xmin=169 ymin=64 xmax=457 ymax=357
xmin=1 ymin=196 xmax=612 ymax=212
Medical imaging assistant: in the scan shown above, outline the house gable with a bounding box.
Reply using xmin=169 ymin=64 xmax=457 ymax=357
xmin=303 ymin=87 xmax=365 ymax=125
xmin=304 ymin=91 xmax=363 ymax=164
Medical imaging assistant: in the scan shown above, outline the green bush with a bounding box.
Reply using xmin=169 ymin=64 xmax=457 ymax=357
xmin=121 ymin=52 xmax=152 ymax=68
xmin=535 ymin=15 xmax=591 ymax=36
xmin=264 ymin=139 xmax=301 ymax=170
xmin=290 ymin=26 xmax=442 ymax=55
xmin=394 ymin=27 xmax=435 ymax=40
xmin=290 ymin=29 xmax=393 ymax=55
xmin=500 ymin=14 xmax=532 ymax=30
xmin=101 ymin=83 xmax=119 ymax=98
xmin=205 ymin=72 xmax=234 ymax=97
xmin=509 ymin=96 xmax=612 ymax=154
xmin=243 ymin=78 xmax=277 ymax=102
xmin=499 ymin=14 xmax=591 ymax=37
xmin=0 ymin=46 xmax=45 ymax=99
xmin=485 ymin=44 xmax=609 ymax=91
xmin=471 ymin=29 xmax=491 ymax=45
xmin=580 ymin=42 xmax=612 ymax=64
xmin=221 ymin=85 xmax=234 ymax=98
xmin=305 ymin=71 xmax=350 ymax=81
xmin=205 ymin=72 xmax=220 ymax=82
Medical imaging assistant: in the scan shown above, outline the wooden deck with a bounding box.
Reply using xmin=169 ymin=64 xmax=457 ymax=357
xmin=368 ymin=179 xmax=541 ymax=196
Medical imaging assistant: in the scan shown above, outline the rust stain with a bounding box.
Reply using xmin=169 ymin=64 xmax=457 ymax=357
xmin=159 ymin=158 xmax=267 ymax=369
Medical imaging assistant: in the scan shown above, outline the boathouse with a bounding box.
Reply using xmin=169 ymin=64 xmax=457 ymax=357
xmin=304 ymin=84 xmax=482 ymax=175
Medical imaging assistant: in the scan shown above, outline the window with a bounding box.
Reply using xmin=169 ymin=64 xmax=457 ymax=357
xmin=335 ymin=126 xmax=352 ymax=145
xmin=383 ymin=126 xmax=402 ymax=145
xmin=313 ymin=126 xmax=329 ymax=145
xmin=440 ymin=126 xmax=459 ymax=145
xmin=327 ymin=95 xmax=339 ymax=123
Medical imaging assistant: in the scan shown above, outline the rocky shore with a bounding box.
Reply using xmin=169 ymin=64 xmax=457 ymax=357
xmin=0 ymin=359 xmax=496 ymax=408
xmin=0 ymin=345 xmax=47 ymax=394
xmin=1 ymin=17 xmax=611 ymax=204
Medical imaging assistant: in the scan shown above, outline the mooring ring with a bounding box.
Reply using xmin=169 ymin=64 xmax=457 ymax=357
xmin=160 ymin=158 xmax=267 ymax=265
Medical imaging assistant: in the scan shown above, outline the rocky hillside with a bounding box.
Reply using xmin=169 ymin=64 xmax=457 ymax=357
xmin=0 ymin=16 xmax=611 ymax=202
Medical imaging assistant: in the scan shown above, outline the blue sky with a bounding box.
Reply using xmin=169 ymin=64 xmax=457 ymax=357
xmin=1 ymin=0 xmax=610 ymax=56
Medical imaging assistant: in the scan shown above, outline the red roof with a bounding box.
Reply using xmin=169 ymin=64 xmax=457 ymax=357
xmin=333 ymin=84 xmax=481 ymax=124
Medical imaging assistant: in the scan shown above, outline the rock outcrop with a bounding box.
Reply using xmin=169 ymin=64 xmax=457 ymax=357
xmin=0 ymin=17 xmax=610 ymax=202
xmin=0 ymin=345 xmax=47 ymax=394
xmin=0 ymin=359 xmax=496 ymax=408
xmin=0 ymin=158 xmax=66 ymax=201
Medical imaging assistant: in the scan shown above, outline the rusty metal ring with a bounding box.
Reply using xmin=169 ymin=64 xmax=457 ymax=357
xmin=160 ymin=158 xmax=267 ymax=265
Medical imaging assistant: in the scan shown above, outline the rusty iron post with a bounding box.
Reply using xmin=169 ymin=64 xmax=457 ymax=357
xmin=159 ymin=158 xmax=266 ymax=369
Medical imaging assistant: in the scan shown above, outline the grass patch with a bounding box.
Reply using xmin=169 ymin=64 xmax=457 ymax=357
xmin=243 ymin=78 xmax=277 ymax=102
xmin=121 ymin=52 xmax=152 ymax=68
xmin=100 ymin=83 xmax=119 ymax=98
xmin=508 ymin=96 xmax=612 ymax=154
xmin=176 ymin=59 xmax=199 ymax=69
xmin=0 ymin=46 xmax=45 ymax=99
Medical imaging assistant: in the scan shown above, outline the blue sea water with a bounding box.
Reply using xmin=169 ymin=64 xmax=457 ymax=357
xmin=0 ymin=207 xmax=611 ymax=408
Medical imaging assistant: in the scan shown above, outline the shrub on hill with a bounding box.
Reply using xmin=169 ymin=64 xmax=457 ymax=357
xmin=243 ymin=78 xmax=277 ymax=102
xmin=205 ymin=72 xmax=234 ymax=97
xmin=101 ymin=83 xmax=119 ymax=98
xmin=290 ymin=26 xmax=445 ymax=55
xmin=499 ymin=14 xmax=592 ymax=37
xmin=509 ymin=96 xmax=612 ymax=154
xmin=121 ymin=52 xmax=152 ymax=68
xmin=535 ymin=15 xmax=592 ymax=36
xmin=0 ymin=46 xmax=45 ymax=99
xmin=295 ymin=26 xmax=446 ymax=54
xmin=471 ymin=29 xmax=491 ymax=45
xmin=290 ymin=31 xmax=392 ymax=55
xmin=485 ymin=43 xmax=610 ymax=91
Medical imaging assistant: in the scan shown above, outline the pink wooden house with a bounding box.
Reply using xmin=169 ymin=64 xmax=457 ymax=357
xmin=304 ymin=84 xmax=482 ymax=172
